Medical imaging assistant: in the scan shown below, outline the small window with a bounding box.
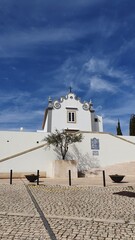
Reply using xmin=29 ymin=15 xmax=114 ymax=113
xmin=95 ymin=118 xmax=98 ymax=122
xmin=67 ymin=111 xmax=76 ymax=123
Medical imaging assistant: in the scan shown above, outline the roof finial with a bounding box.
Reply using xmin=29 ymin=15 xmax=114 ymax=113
xmin=69 ymin=86 xmax=72 ymax=93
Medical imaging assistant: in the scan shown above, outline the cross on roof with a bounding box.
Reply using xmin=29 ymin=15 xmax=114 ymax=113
xmin=69 ymin=86 xmax=72 ymax=93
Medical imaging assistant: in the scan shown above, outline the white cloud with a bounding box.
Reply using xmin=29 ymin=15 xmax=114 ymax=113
xmin=118 ymin=37 xmax=135 ymax=56
xmin=85 ymin=57 xmax=133 ymax=85
xmin=0 ymin=27 xmax=90 ymax=58
xmin=0 ymin=108 xmax=44 ymax=126
xmin=103 ymin=115 xmax=130 ymax=135
xmin=90 ymin=76 xmax=116 ymax=93
xmin=103 ymin=117 xmax=116 ymax=125
xmin=0 ymin=14 xmax=119 ymax=59
xmin=85 ymin=58 xmax=108 ymax=73
xmin=0 ymin=91 xmax=30 ymax=103
xmin=103 ymin=95 xmax=135 ymax=118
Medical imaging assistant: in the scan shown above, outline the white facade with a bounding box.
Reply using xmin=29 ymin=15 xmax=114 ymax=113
xmin=0 ymin=90 xmax=135 ymax=177
xmin=42 ymin=91 xmax=103 ymax=133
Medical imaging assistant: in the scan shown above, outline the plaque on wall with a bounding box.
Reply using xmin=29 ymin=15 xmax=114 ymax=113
xmin=92 ymin=151 xmax=99 ymax=156
xmin=91 ymin=138 xmax=100 ymax=150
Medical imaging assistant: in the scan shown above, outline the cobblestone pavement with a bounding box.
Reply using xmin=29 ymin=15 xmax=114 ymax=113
xmin=1 ymin=179 xmax=135 ymax=239
xmin=0 ymin=182 xmax=50 ymax=240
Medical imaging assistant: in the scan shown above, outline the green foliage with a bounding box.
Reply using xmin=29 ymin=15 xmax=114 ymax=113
xmin=129 ymin=114 xmax=135 ymax=136
xmin=45 ymin=129 xmax=83 ymax=160
xmin=116 ymin=119 xmax=122 ymax=135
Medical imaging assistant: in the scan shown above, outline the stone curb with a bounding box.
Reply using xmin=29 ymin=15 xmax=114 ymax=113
xmin=0 ymin=212 xmax=40 ymax=217
xmin=1 ymin=211 xmax=135 ymax=225
xmin=45 ymin=214 xmax=135 ymax=225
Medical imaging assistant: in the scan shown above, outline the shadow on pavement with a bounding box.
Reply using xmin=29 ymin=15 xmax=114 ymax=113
xmin=113 ymin=191 xmax=135 ymax=198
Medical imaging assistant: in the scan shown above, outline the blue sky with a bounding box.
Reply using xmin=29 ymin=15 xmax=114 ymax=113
xmin=0 ymin=0 xmax=135 ymax=135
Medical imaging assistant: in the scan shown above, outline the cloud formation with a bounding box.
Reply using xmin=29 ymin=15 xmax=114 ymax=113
xmin=90 ymin=76 xmax=116 ymax=93
xmin=0 ymin=0 xmax=135 ymax=135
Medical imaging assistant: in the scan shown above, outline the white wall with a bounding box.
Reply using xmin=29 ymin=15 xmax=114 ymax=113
xmin=43 ymin=93 xmax=103 ymax=133
xmin=84 ymin=133 xmax=135 ymax=167
xmin=0 ymin=131 xmax=55 ymax=177
xmin=0 ymin=131 xmax=135 ymax=177
xmin=97 ymin=115 xmax=103 ymax=132
xmin=51 ymin=95 xmax=92 ymax=132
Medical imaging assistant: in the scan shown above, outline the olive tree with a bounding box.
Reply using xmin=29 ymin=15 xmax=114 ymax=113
xmin=45 ymin=129 xmax=82 ymax=160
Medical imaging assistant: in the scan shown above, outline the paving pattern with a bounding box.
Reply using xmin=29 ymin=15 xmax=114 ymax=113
xmin=1 ymin=179 xmax=135 ymax=239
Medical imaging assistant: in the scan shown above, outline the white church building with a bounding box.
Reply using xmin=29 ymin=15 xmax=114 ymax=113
xmin=0 ymin=89 xmax=135 ymax=178
xmin=42 ymin=90 xmax=103 ymax=133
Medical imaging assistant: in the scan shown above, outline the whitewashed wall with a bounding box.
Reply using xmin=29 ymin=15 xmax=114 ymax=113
xmin=0 ymin=131 xmax=55 ymax=177
xmin=76 ymin=132 xmax=135 ymax=168
xmin=0 ymin=131 xmax=135 ymax=177
xmin=43 ymin=93 xmax=103 ymax=133
xmin=49 ymin=93 xmax=93 ymax=132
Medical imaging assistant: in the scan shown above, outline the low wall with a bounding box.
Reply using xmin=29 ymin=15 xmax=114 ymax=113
xmin=54 ymin=160 xmax=77 ymax=178
xmin=0 ymin=171 xmax=46 ymax=179
xmin=104 ymin=162 xmax=135 ymax=176
xmin=1 ymin=131 xmax=135 ymax=178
